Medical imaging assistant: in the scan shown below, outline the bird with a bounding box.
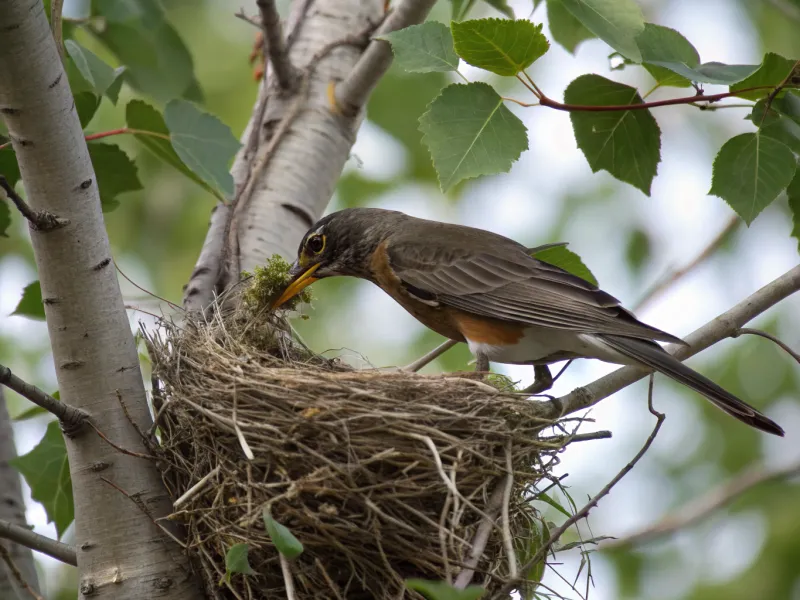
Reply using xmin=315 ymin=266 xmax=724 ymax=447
xmin=271 ymin=208 xmax=784 ymax=436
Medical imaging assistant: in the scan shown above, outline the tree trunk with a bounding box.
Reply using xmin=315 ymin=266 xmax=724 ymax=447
xmin=0 ymin=2 xmax=199 ymax=598
xmin=0 ymin=389 xmax=40 ymax=599
xmin=185 ymin=0 xmax=385 ymax=307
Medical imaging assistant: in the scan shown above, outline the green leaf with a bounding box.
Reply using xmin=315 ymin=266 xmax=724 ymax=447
xmin=263 ymin=509 xmax=304 ymax=559
xmin=164 ymin=100 xmax=241 ymax=198
xmin=91 ymin=1 xmax=201 ymax=103
xmin=730 ymin=53 xmax=798 ymax=101
xmin=481 ymin=0 xmax=514 ymax=18
xmin=13 ymin=405 xmax=49 ymax=421
xmin=531 ymin=244 xmax=598 ymax=286
xmin=405 ymin=579 xmax=484 ymax=600
xmin=709 ymin=132 xmax=797 ymax=225
xmin=419 ymin=82 xmax=528 ymax=191
xmin=125 ymin=100 xmax=217 ymax=197
xmin=749 ymin=97 xmax=800 ymax=154
xmin=788 ymin=171 xmax=800 ymax=253
xmin=0 ymin=146 xmax=21 ymax=190
xmin=74 ymin=92 xmax=100 ymax=129
xmin=546 ymin=0 xmax=594 ymax=54
xmin=452 ymin=19 xmax=549 ymax=76
xmin=645 ymin=61 xmax=758 ymax=86
xmin=224 ymin=543 xmax=255 ymax=582
xmin=517 ymin=519 xmax=549 ymax=596
xmin=12 ymin=281 xmax=45 ymax=320
xmin=625 ymin=227 xmax=651 ymax=273
xmin=377 ymin=23 xmax=459 ymax=73
xmin=564 ymin=74 xmax=661 ymax=194
xmin=11 ymin=421 xmax=74 ymax=538
xmin=560 ymin=0 xmax=644 ymax=62
xmin=636 ymin=23 xmax=699 ymax=88
xmin=0 ymin=198 xmax=9 ymax=237
xmin=535 ymin=491 xmax=573 ymax=518
xmin=64 ymin=40 xmax=125 ymax=100
xmin=88 ymin=143 xmax=143 ymax=212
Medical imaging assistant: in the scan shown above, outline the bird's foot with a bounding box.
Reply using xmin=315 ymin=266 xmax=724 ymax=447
xmin=474 ymin=354 xmax=490 ymax=375
xmin=521 ymin=365 xmax=554 ymax=395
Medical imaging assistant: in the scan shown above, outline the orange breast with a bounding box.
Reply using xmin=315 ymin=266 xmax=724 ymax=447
xmin=451 ymin=311 xmax=524 ymax=345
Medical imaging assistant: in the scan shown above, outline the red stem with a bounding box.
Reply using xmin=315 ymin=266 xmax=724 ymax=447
xmin=537 ymin=85 xmax=784 ymax=112
xmin=84 ymin=127 xmax=130 ymax=141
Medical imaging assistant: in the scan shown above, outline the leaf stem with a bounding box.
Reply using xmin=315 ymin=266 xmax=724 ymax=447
xmin=84 ymin=127 xmax=171 ymax=142
xmin=454 ymin=69 xmax=470 ymax=83
xmin=641 ymin=82 xmax=661 ymax=99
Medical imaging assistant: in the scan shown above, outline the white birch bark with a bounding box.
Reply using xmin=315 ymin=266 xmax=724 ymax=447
xmin=0 ymin=2 xmax=199 ymax=598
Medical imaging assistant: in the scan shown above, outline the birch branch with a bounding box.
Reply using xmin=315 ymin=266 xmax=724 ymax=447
xmin=0 ymin=364 xmax=88 ymax=431
xmin=539 ymin=265 xmax=800 ymax=420
xmin=0 ymin=519 xmax=77 ymax=567
xmin=334 ymin=0 xmax=439 ymax=113
xmin=603 ymin=458 xmax=800 ymax=550
xmin=256 ymin=0 xmax=295 ymax=90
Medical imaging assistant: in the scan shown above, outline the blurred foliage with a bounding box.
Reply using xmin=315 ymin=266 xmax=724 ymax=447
xmin=1 ymin=0 xmax=799 ymax=599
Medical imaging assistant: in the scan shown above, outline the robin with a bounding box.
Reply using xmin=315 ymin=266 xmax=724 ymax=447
xmin=272 ymin=208 xmax=784 ymax=436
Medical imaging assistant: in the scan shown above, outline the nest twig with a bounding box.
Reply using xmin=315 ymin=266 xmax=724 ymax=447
xmin=146 ymin=306 xmax=577 ymax=599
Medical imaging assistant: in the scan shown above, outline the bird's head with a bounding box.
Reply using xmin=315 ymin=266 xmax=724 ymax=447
xmin=271 ymin=208 xmax=405 ymax=309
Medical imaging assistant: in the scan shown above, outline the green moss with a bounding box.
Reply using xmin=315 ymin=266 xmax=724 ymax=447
xmin=484 ymin=372 xmax=517 ymax=392
xmin=241 ymin=255 xmax=313 ymax=312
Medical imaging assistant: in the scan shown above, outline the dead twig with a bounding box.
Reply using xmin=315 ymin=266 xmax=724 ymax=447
xmin=256 ymin=0 xmax=296 ymax=90
xmin=635 ymin=216 xmax=739 ymax=312
xmin=733 ymin=327 xmax=800 ymax=365
xmin=492 ymin=375 xmax=665 ymax=598
xmin=0 ymin=544 xmax=44 ymax=600
xmin=0 ymin=363 xmax=88 ymax=433
xmin=404 ymin=339 xmax=458 ymax=372
xmin=0 ymin=175 xmax=69 ymax=231
xmin=604 ymin=458 xmax=800 ymax=549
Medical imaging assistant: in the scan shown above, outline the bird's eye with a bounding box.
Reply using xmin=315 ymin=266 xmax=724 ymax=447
xmin=306 ymin=234 xmax=325 ymax=255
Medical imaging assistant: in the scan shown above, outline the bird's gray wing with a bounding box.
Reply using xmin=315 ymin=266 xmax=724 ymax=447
xmin=387 ymin=241 xmax=685 ymax=344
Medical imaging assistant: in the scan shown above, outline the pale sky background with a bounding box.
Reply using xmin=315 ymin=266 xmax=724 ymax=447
xmin=1 ymin=0 xmax=799 ymax=597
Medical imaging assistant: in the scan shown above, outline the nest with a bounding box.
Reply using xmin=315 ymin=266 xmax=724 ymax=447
xmin=147 ymin=306 xmax=574 ymax=600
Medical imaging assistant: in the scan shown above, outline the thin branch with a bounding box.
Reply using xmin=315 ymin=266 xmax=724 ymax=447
xmin=173 ymin=466 xmax=221 ymax=509
xmin=0 ymin=364 xmax=88 ymax=430
xmin=334 ymin=0 xmax=439 ymax=113
xmin=604 ymin=458 xmax=800 ymax=549
xmin=502 ymin=442 xmax=517 ymax=580
xmin=403 ymin=339 xmax=458 ymax=372
xmin=532 ymin=85 xmax=792 ymax=113
xmin=492 ymin=376 xmax=665 ymax=599
xmin=87 ymin=422 xmax=154 ymax=460
xmin=0 ymin=544 xmax=44 ymax=600
xmin=453 ymin=482 xmax=505 ymax=589
xmin=114 ymin=258 xmax=182 ymax=312
xmin=256 ymin=0 xmax=295 ymax=90
xmin=733 ymin=328 xmax=800 ymax=364
xmin=543 ymin=264 xmax=800 ymax=420
xmin=0 ymin=175 xmax=69 ymax=231
xmin=0 ymin=519 xmax=77 ymax=566
xmin=280 ymin=554 xmax=297 ymax=600
xmin=634 ymin=216 xmax=739 ymax=312
xmin=50 ymin=0 xmax=65 ymax=60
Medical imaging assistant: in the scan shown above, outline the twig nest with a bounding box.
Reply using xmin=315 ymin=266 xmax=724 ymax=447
xmin=147 ymin=303 xmax=570 ymax=599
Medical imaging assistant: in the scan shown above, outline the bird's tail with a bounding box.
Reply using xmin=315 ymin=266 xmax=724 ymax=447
xmin=596 ymin=334 xmax=785 ymax=436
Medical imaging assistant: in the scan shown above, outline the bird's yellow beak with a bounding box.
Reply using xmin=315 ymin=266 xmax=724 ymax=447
xmin=271 ymin=262 xmax=321 ymax=309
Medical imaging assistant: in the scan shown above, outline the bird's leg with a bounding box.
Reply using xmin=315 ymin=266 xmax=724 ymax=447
xmin=522 ymin=365 xmax=553 ymax=395
xmin=475 ymin=353 xmax=490 ymax=374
